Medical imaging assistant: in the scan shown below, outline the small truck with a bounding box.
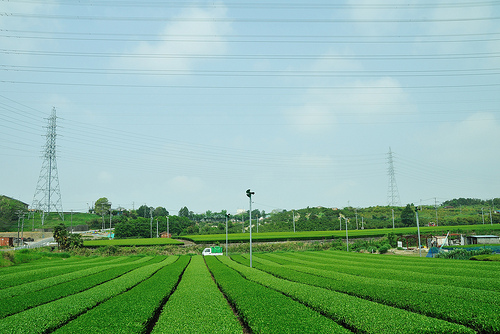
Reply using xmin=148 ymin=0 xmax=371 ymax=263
xmin=202 ymin=246 xmax=223 ymax=256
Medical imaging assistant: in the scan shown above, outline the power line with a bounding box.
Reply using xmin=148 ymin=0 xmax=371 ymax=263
xmin=5 ymin=12 xmax=500 ymax=23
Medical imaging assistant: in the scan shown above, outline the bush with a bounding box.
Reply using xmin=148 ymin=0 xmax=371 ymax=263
xmin=378 ymin=243 xmax=391 ymax=254
xmin=436 ymin=248 xmax=492 ymax=260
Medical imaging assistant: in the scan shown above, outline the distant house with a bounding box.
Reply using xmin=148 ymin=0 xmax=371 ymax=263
xmin=466 ymin=235 xmax=499 ymax=245
xmin=0 ymin=237 xmax=14 ymax=247
xmin=160 ymin=232 xmax=172 ymax=238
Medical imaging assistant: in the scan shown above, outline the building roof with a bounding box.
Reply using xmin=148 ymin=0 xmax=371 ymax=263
xmin=469 ymin=235 xmax=499 ymax=238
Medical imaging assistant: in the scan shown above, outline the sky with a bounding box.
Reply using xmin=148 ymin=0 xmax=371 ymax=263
xmin=1 ymin=1 xmax=499 ymax=216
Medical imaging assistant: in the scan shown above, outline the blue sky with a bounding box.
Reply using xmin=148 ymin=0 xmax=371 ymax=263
xmin=1 ymin=1 xmax=499 ymax=215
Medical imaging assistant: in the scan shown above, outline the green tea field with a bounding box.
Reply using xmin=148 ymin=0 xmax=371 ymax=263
xmin=0 ymin=251 xmax=498 ymax=333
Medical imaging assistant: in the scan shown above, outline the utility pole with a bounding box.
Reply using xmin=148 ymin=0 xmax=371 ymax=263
xmin=156 ymin=218 xmax=159 ymax=238
xmin=415 ymin=207 xmax=422 ymax=257
xmin=355 ymin=209 xmax=358 ymax=230
xmin=150 ymin=207 xmax=153 ymax=238
xmin=16 ymin=211 xmax=25 ymax=247
xmin=345 ymin=217 xmax=349 ymax=252
xmin=361 ymin=216 xmax=364 ymax=229
xmin=246 ymin=189 xmax=254 ymax=268
xmin=166 ymin=216 xmax=169 ymax=236
xmin=101 ymin=203 xmax=105 ymax=230
xmin=392 ymin=208 xmax=395 ymax=229
xmin=482 ymin=208 xmax=485 ymax=224
xmin=21 ymin=213 xmax=25 ymax=246
xmin=490 ymin=208 xmax=493 ymax=225
xmin=339 ymin=215 xmax=342 ymax=230
xmin=292 ymin=210 xmax=295 ymax=233
xmin=435 ymin=198 xmax=439 ymax=227
xmin=109 ymin=208 xmax=113 ymax=237
xmin=225 ymin=214 xmax=230 ymax=256
xmin=256 ymin=213 xmax=259 ymax=233
xmin=70 ymin=209 xmax=73 ymax=234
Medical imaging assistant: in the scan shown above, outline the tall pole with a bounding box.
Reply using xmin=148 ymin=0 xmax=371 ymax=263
xmin=226 ymin=214 xmax=230 ymax=256
xmin=21 ymin=214 xmax=25 ymax=245
xmin=256 ymin=213 xmax=259 ymax=233
xmin=109 ymin=210 xmax=112 ymax=237
xmin=292 ymin=210 xmax=295 ymax=233
xmin=435 ymin=198 xmax=439 ymax=226
xmin=150 ymin=208 xmax=153 ymax=238
xmin=482 ymin=208 xmax=485 ymax=224
xmin=166 ymin=216 xmax=169 ymax=236
xmin=246 ymin=189 xmax=254 ymax=268
xmin=345 ymin=218 xmax=349 ymax=252
xmin=355 ymin=209 xmax=358 ymax=230
xmin=415 ymin=207 xmax=422 ymax=257
xmin=339 ymin=215 xmax=342 ymax=230
xmin=392 ymin=208 xmax=395 ymax=229
xmin=490 ymin=208 xmax=493 ymax=225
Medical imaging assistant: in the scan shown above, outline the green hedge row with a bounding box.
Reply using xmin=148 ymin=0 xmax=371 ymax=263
xmin=270 ymin=252 xmax=500 ymax=292
xmin=0 ymin=255 xmax=114 ymax=274
xmin=0 ymin=256 xmax=173 ymax=334
xmin=205 ymin=256 xmax=351 ymax=334
xmin=0 ymin=257 xmax=159 ymax=319
xmin=227 ymin=255 xmax=474 ymax=334
xmin=83 ymin=238 xmax=184 ymax=247
xmin=304 ymin=250 xmax=500 ymax=278
xmin=152 ymin=255 xmax=242 ymax=334
xmin=53 ymin=256 xmax=188 ymax=333
xmin=248 ymin=253 xmax=500 ymax=333
xmin=0 ymin=256 xmax=142 ymax=300
xmin=0 ymin=256 xmax=128 ymax=289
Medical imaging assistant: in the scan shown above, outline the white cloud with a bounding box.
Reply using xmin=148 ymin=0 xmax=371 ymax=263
xmin=425 ymin=112 xmax=500 ymax=160
xmin=168 ymin=175 xmax=205 ymax=194
xmin=98 ymin=171 xmax=114 ymax=183
xmin=335 ymin=77 xmax=416 ymax=122
xmin=116 ymin=5 xmax=232 ymax=73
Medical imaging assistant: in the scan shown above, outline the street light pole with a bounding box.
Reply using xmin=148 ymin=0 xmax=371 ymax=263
xmin=246 ymin=189 xmax=254 ymax=268
xmin=226 ymin=213 xmax=230 ymax=256
xmin=345 ymin=217 xmax=349 ymax=252
xmin=415 ymin=207 xmax=422 ymax=257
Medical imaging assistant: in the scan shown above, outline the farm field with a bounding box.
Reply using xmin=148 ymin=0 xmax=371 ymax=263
xmin=83 ymin=237 xmax=184 ymax=247
xmin=1 ymin=251 xmax=499 ymax=333
xmin=180 ymin=224 xmax=500 ymax=243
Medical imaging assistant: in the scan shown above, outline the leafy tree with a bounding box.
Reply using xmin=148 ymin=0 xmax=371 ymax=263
xmin=400 ymin=204 xmax=416 ymax=227
xmin=94 ymin=197 xmax=111 ymax=216
xmin=115 ymin=218 xmax=150 ymax=238
xmin=53 ymin=223 xmax=68 ymax=249
xmin=178 ymin=206 xmax=189 ymax=218
xmin=136 ymin=205 xmax=153 ymax=218
xmin=67 ymin=233 xmax=83 ymax=248
xmin=153 ymin=206 xmax=169 ymax=217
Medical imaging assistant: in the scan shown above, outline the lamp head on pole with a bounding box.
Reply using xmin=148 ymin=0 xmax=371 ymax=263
xmin=246 ymin=189 xmax=254 ymax=198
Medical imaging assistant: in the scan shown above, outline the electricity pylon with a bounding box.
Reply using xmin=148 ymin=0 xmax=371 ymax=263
xmin=32 ymin=107 xmax=64 ymax=224
xmin=387 ymin=147 xmax=401 ymax=207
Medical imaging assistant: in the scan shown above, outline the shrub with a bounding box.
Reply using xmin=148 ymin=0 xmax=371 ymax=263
xmin=378 ymin=243 xmax=391 ymax=254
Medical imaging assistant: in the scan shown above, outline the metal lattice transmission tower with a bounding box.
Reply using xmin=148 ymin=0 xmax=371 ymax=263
xmin=32 ymin=107 xmax=64 ymax=223
xmin=387 ymin=147 xmax=401 ymax=206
